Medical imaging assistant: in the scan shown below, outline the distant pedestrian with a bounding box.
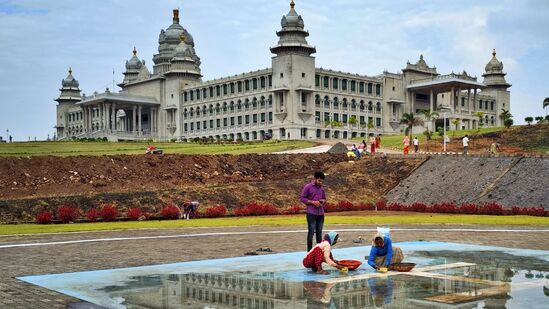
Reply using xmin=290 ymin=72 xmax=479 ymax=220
xmin=403 ymin=136 xmax=410 ymax=155
xmin=413 ymin=137 xmax=419 ymax=153
xmin=369 ymin=134 xmax=376 ymax=153
xmin=9 ymin=135 xmax=12 ymax=143
xmin=300 ymin=171 xmax=327 ymax=251
xmin=181 ymin=201 xmax=199 ymax=219
xmin=462 ymin=135 xmax=470 ymax=155
xmin=376 ymin=135 xmax=381 ymax=149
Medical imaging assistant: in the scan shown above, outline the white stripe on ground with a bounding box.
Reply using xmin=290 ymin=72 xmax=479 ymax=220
xmin=1 ymin=228 xmax=548 ymax=249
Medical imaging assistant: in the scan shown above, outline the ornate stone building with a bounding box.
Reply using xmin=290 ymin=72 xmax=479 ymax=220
xmin=55 ymin=1 xmax=511 ymax=141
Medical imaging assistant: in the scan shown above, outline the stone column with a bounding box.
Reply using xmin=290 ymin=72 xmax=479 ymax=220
xmin=132 ymin=105 xmax=137 ymax=133
xmin=467 ymin=89 xmax=471 ymax=113
xmin=411 ymin=91 xmax=415 ymax=114
xmin=100 ymin=104 xmax=104 ymax=130
xmin=429 ymin=89 xmax=434 ymax=113
xmin=457 ymin=87 xmax=462 ymax=114
xmin=450 ymin=87 xmax=455 ymax=113
xmin=138 ymin=106 xmax=142 ymax=134
xmin=473 ymin=89 xmax=477 ymax=111
xmin=111 ymin=103 xmax=116 ymax=132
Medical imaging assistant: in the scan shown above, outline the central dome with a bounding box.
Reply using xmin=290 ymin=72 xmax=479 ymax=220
xmin=62 ymin=68 xmax=79 ymax=88
xmin=159 ymin=9 xmax=195 ymax=47
xmin=485 ymin=49 xmax=504 ymax=73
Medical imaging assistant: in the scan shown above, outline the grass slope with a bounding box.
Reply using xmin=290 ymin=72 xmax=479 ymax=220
xmin=1 ymin=214 xmax=547 ymax=236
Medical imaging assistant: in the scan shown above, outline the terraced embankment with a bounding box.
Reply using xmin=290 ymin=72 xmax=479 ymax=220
xmin=386 ymin=156 xmax=549 ymax=207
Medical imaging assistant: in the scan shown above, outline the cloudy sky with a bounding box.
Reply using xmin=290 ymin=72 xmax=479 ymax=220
xmin=1 ymin=0 xmax=548 ymax=141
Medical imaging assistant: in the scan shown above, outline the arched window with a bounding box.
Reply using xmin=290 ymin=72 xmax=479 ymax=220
xmin=324 ymin=96 xmax=330 ymax=108
xmin=252 ymin=98 xmax=258 ymax=110
xmin=491 ymin=116 xmax=495 ymax=125
xmin=260 ymin=96 xmax=266 ymax=108
xmin=315 ymin=95 xmax=321 ymax=107
xmin=333 ymin=97 xmax=339 ymax=109
xmin=323 ymin=76 xmax=329 ymax=88
xmin=332 ymin=78 xmax=339 ymax=90
xmin=189 ymin=108 xmax=194 ymax=118
xmin=490 ymin=101 xmax=494 ymax=110
xmin=342 ymin=79 xmax=347 ymax=91
xmin=367 ymin=83 xmax=373 ymax=94
xmin=215 ymin=103 xmax=220 ymax=113
xmin=222 ymin=102 xmax=228 ymax=112
xmin=229 ymin=101 xmax=235 ymax=113
xmin=376 ymin=102 xmax=381 ymax=112
xmin=368 ymin=101 xmax=373 ymax=111
xmin=237 ymin=100 xmax=242 ymax=112
xmin=351 ymin=99 xmax=357 ymax=111
xmin=208 ymin=105 xmax=213 ymax=115
xmin=237 ymin=81 xmax=242 ymax=93
xmin=360 ymin=100 xmax=365 ymax=111
xmin=230 ymin=83 xmax=235 ymax=94
xmin=244 ymin=99 xmax=250 ymax=110
xmin=252 ymin=78 xmax=258 ymax=90
xmin=350 ymin=80 xmax=356 ymax=92
xmin=342 ymin=98 xmax=348 ymax=110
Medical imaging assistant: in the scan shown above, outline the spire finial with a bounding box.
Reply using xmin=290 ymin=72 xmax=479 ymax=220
xmin=290 ymin=0 xmax=295 ymax=9
xmin=68 ymin=67 xmax=72 ymax=75
xmin=132 ymin=47 xmax=137 ymax=56
xmin=179 ymin=34 xmax=186 ymax=43
xmin=173 ymin=8 xmax=180 ymax=24
xmin=492 ymin=49 xmax=496 ymax=57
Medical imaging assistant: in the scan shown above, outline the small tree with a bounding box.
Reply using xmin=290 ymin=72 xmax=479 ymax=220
xmin=400 ymin=113 xmax=424 ymax=136
xmin=499 ymin=109 xmax=513 ymax=125
xmin=535 ymin=116 xmax=544 ymax=124
xmin=451 ymin=119 xmax=460 ymax=136
xmin=504 ymin=118 xmax=513 ymax=128
xmin=473 ymin=111 xmax=485 ymax=132
xmin=421 ymin=110 xmax=439 ymax=141
xmin=543 ymin=97 xmax=549 ymax=112
xmin=525 ymin=117 xmax=533 ymax=125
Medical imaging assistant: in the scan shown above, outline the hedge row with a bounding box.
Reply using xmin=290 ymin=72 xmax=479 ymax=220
xmin=34 ymin=201 xmax=548 ymax=224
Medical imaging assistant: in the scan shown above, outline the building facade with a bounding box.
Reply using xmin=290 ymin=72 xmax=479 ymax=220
xmin=55 ymin=1 xmax=511 ymax=141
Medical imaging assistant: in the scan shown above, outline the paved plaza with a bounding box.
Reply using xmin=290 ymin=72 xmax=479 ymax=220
xmin=1 ymin=224 xmax=549 ymax=308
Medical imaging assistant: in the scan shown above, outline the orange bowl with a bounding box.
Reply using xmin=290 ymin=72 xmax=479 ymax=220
xmin=338 ymin=260 xmax=362 ymax=270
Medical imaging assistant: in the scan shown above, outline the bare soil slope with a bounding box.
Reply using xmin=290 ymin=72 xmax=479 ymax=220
xmin=0 ymin=154 xmax=423 ymax=222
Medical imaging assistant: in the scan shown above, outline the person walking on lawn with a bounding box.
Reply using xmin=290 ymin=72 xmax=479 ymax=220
xmin=300 ymin=171 xmax=327 ymax=251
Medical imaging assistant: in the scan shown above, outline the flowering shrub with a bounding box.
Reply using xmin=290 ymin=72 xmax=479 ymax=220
xmin=375 ymin=200 xmax=386 ymax=211
xmin=281 ymin=205 xmax=302 ymax=215
xmin=160 ymin=204 xmax=181 ymax=220
xmin=431 ymin=203 xmax=458 ymax=214
xmin=127 ymin=208 xmax=143 ymax=221
xmin=336 ymin=201 xmax=355 ymax=212
xmin=36 ymin=211 xmax=53 ymax=224
xmin=324 ymin=202 xmax=339 ymax=212
xmin=527 ymin=207 xmax=546 ymax=217
xmin=511 ymin=206 xmax=528 ymax=215
xmin=87 ymin=208 xmax=99 ymax=222
xmin=233 ymin=202 xmax=279 ymax=216
xmin=57 ymin=205 xmax=80 ymax=223
xmin=203 ymin=205 xmax=228 ymax=218
xmin=478 ymin=203 xmax=504 ymax=215
xmin=99 ymin=204 xmax=118 ymax=221
xmin=355 ymin=202 xmax=375 ymax=211
xmin=408 ymin=202 xmax=428 ymax=212
xmin=388 ymin=203 xmax=406 ymax=211
xmin=458 ymin=203 xmax=478 ymax=214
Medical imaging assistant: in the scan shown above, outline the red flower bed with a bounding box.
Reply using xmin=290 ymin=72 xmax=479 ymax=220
xmin=375 ymin=200 xmax=386 ymax=211
xmin=281 ymin=205 xmax=302 ymax=215
xmin=458 ymin=203 xmax=478 ymax=214
xmin=408 ymin=202 xmax=428 ymax=212
xmin=99 ymin=204 xmax=119 ymax=221
xmin=527 ymin=207 xmax=546 ymax=217
xmin=388 ymin=203 xmax=406 ymax=211
xmin=203 ymin=205 xmax=228 ymax=218
xmin=127 ymin=208 xmax=143 ymax=221
xmin=355 ymin=202 xmax=375 ymax=211
xmin=511 ymin=206 xmax=528 ymax=215
xmin=336 ymin=201 xmax=355 ymax=212
xmin=87 ymin=208 xmax=99 ymax=222
xmin=478 ymin=203 xmax=505 ymax=215
xmin=233 ymin=202 xmax=279 ymax=216
xmin=160 ymin=204 xmax=181 ymax=220
xmin=431 ymin=203 xmax=458 ymax=214
xmin=57 ymin=205 xmax=80 ymax=223
xmin=324 ymin=202 xmax=338 ymax=212
xmin=36 ymin=211 xmax=53 ymax=224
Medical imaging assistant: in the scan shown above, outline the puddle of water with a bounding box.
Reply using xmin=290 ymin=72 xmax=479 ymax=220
xmin=19 ymin=242 xmax=549 ymax=308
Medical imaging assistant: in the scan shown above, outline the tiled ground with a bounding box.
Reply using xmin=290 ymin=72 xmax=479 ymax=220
xmin=1 ymin=224 xmax=548 ymax=308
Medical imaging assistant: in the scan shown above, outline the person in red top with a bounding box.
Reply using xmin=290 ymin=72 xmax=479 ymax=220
xmin=145 ymin=144 xmax=156 ymax=154
xmin=303 ymin=231 xmax=344 ymax=274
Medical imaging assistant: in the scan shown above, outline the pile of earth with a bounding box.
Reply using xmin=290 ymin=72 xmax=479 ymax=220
xmin=0 ymin=154 xmax=424 ymax=223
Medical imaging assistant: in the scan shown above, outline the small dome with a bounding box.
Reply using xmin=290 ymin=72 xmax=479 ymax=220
xmin=125 ymin=47 xmax=143 ymax=70
xmin=281 ymin=0 xmax=304 ymax=29
xmin=173 ymin=35 xmax=193 ymax=58
xmin=61 ymin=67 xmax=79 ymax=88
xmin=485 ymin=49 xmax=504 ymax=73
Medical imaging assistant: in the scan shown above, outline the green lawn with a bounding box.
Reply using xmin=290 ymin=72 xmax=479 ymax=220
xmin=0 ymin=140 xmax=315 ymax=157
xmin=1 ymin=214 xmax=547 ymax=236
xmin=360 ymin=126 xmax=507 ymax=150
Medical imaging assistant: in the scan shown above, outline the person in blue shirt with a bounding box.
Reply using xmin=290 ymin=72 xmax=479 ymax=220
xmin=366 ymin=232 xmax=404 ymax=270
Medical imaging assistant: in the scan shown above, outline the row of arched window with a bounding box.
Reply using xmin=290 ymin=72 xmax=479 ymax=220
xmin=184 ymin=75 xmax=273 ymax=102
xmin=68 ymin=111 xmax=83 ymax=122
xmin=479 ymin=100 xmax=495 ymax=111
xmin=315 ymin=74 xmax=382 ymax=96
xmin=315 ymin=95 xmax=382 ymax=112
xmin=183 ymin=96 xmax=273 ymax=119
xmin=184 ymin=112 xmax=273 ymax=132
xmin=68 ymin=126 xmax=83 ymax=134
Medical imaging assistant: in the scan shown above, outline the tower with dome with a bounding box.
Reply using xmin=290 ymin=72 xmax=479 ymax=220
xmin=55 ymin=1 xmax=511 ymax=141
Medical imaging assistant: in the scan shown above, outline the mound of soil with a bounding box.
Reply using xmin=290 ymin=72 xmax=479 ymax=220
xmin=0 ymin=154 xmax=424 ymax=223
xmin=327 ymin=142 xmax=349 ymax=154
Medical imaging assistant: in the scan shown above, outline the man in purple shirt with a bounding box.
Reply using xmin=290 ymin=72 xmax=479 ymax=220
xmin=300 ymin=171 xmax=327 ymax=251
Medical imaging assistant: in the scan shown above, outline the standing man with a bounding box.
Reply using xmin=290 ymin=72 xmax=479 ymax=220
xmin=413 ymin=137 xmax=419 ymax=153
xmin=462 ymin=134 xmax=470 ymax=155
xmin=300 ymin=171 xmax=327 ymax=251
